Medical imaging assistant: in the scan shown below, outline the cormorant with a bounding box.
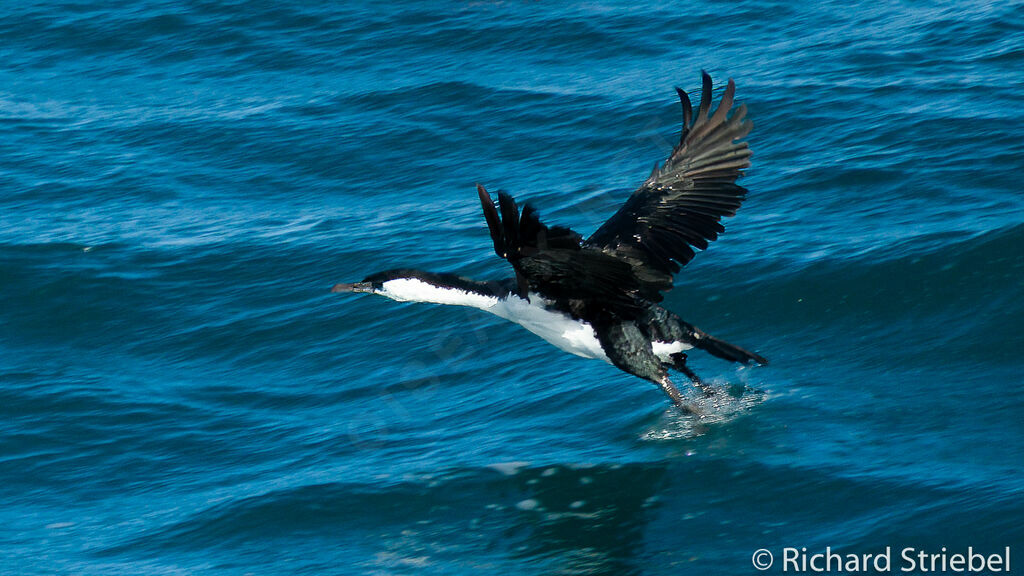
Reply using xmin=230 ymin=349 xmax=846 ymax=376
xmin=333 ymin=72 xmax=766 ymax=411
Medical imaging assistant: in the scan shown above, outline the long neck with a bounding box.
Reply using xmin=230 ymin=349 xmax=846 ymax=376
xmin=376 ymin=272 xmax=513 ymax=311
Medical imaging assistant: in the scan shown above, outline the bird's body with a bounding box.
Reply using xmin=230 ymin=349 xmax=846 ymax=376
xmin=334 ymin=72 xmax=766 ymax=411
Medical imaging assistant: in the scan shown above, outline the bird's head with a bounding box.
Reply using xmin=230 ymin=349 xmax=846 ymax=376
xmin=330 ymin=280 xmax=377 ymax=294
xmin=330 ymin=269 xmax=414 ymax=298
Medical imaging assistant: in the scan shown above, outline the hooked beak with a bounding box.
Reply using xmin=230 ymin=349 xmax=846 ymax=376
xmin=331 ymin=282 xmax=374 ymax=293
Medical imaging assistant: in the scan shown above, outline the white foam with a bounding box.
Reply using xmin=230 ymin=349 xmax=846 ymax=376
xmin=487 ymin=461 xmax=530 ymax=476
xmin=516 ymin=498 xmax=541 ymax=511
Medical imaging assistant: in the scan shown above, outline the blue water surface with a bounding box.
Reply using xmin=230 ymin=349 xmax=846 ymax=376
xmin=2 ymin=2 xmax=1023 ymax=574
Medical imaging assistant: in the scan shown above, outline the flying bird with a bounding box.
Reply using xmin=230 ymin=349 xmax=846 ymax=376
xmin=333 ymin=72 xmax=766 ymax=412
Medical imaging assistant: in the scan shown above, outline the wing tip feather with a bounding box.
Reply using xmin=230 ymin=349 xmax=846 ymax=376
xmin=477 ymin=183 xmax=506 ymax=257
xmin=698 ymin=70 xmax=713 ymax=119
xmin=675 ymin=86 xmax=693 ymax=143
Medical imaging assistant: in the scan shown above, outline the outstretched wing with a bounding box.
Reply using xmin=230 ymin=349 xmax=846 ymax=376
xmin=585 ymin=71 xmax=753 ymax=279
xmin=477 ymin=185 xmax=666 ymax=307
xmin=477 ymin=184 xmax=582 ymax=261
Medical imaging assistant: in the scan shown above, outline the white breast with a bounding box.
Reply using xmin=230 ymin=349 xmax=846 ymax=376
xmin=488 ymin=294 xmax=611 ymax=363
xmin=376 ymin=280 xmax=692 ymax=366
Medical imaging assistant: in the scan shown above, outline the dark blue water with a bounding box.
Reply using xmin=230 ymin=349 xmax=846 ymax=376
xmin=3 ymin=2 xmax=1023 ymax=574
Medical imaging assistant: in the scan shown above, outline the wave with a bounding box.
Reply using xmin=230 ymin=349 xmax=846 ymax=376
xmin=95 ymin=457 xmax=1023 ymax=574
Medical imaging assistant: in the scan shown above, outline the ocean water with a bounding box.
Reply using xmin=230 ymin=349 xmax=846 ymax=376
xmin=2 ymin=1 xmax=1023 ymax=574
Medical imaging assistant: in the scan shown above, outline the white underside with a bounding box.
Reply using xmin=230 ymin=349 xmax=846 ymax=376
xmin=489 ymin=293 xmax=611 ymax=362
xmin=377 ymin=278 xmax=691 ymax=363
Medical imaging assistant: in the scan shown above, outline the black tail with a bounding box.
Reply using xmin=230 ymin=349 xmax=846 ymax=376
xmin=640 ymin=306 xmax=767 ymax=366
xmin=691 ymin=330 xmax=767 ymax=365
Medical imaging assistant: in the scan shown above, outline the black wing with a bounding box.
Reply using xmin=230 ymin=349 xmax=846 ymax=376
xmin=477 ymin=183 xmax=582 ymax=261
xmin=585 ymin=71 xmax=753 ymax=279
xmin=477 ymin=185 xmax=666 ymax=307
